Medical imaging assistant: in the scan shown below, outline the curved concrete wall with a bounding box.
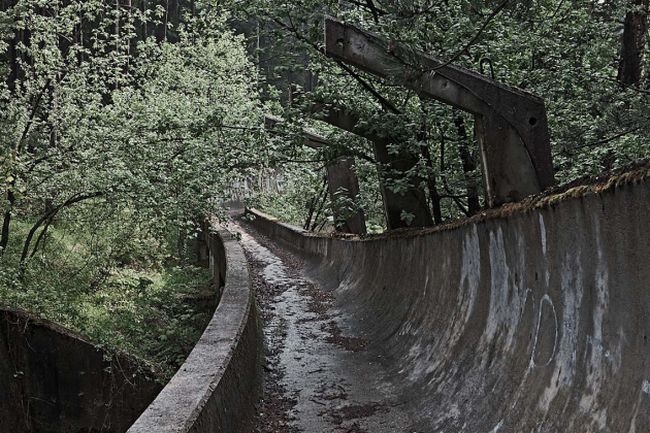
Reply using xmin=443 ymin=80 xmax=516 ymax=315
xmin=246 ymin=173 xmax=650 ymax=432
xmin=0 ymin=308 xmax=161 ymax=433
xmin=127 ymin=223 xmax=261 ymax=433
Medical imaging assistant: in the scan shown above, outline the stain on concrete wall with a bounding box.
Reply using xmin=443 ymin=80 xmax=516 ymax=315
xmin=247 ymin=177 xmax=650 ymax=432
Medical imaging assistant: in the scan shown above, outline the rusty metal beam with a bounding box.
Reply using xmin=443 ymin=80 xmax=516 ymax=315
xmin=324 ymin=17 xmax=555 ymax=207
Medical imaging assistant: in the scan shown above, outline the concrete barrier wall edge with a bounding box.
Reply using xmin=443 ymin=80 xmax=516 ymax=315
xmin=243 ymin=178 xmax=650 ymax=431
xmin=127 ymin=222 xmax=262 ymax=433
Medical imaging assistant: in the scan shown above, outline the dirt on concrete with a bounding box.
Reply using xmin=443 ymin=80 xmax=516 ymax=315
xmin=233 ymin=220 xmax=416 ymax=433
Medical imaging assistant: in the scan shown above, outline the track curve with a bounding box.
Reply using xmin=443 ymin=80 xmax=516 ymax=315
xmin=243 ymin=172 xmax=650 ymax=433
xmin=233 ymin=220 xmax=416 ymax=433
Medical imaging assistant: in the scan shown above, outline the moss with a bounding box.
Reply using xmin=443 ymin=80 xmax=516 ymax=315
xmin=287 ymin=161 xmax=650 ymax=242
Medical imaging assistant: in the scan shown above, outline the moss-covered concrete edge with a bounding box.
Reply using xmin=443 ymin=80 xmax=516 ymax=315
xmin=251 ymin=164 xmax=650 ymax=242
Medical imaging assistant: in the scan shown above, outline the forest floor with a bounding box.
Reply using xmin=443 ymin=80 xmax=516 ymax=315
xmin=231 ymin=219 xmax=416 ymax=433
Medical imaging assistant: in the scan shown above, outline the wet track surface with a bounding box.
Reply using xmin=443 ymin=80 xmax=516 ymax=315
xmin=230 ymin=220 xmax=417 ymax=433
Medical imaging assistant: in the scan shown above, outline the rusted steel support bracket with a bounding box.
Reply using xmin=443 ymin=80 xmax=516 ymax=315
xmin=264 ymin=115 xmax=367 ymax=235
xmin=324 ymin=17 xmax=555 ymax=207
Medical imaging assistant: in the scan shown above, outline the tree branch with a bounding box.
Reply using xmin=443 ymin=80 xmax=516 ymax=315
xmin=432 ymin=0 xmax=509 ymax=71
xmin=20 ymin=192 xmax=103 ymax=265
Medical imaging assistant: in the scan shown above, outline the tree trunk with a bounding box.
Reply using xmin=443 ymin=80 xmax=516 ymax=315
xmin=304 ymin=177 xmax=326 ymax=230
xmin=143 ymin=0 xmax=148 ymax=37
xmin=421 ymin=146 xmax=443 ymax=224
xmin=0 ymin=190 xmax=15 ymax=258
xmin=164 ymin=0 xmax=169 ymax=41
xmin=6 ymin=6 xmax=22 ymax=94
xmin=418 ymin=102 xmax=443 ymax=224
xmin=310 ymin=179 xmax=329 ymax=231
xmin=19 ymin=192 xmax=102 ymax=266
xmin=115 ymin=0 xmax=120 ymax=50
xmin=618 ymin=0 xmax=650 ymax=87
xmin=177 ymin=228 xmax=186 ymax=260
xmin=455 ymin=116 xmax=481 ymax=215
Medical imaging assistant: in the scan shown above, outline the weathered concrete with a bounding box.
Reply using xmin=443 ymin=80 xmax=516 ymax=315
xmin=324 ymin=17 xmax=556 ymax=207
xmin=307 ymin=101 xmax=434 ymax=229
xmin=234 ymin=219 xmax=416 ymax=432
xmin=325 ymin=155 xmax=367 ymax=234
xmin=127 ymin=222 xmax=262 ymax=433
xmin=265 ymin=115 xmax=367 ymax=234
xmin=0 ymin=308 xmax=162 ymax=433
xmin=245 ymin=171 xmax=650 ymax=432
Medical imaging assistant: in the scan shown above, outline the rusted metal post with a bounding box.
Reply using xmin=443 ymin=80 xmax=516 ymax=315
xmin=324 ymin=17 xmax=555 ymax=207
xmin=265 ymin=116 xmax=367 ymax=235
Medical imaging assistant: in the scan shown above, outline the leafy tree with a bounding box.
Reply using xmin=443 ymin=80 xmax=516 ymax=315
xmin=0 ymin=0 xmax=263 ymax=265
xmin=234 ymin=0 xmax=650 ymax=228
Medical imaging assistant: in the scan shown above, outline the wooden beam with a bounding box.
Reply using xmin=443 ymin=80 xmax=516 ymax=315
xmin=324 ymin=17 xmax=555 ymax=207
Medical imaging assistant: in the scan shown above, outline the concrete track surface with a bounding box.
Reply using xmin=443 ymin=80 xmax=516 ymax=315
xmin=234 ymin=177 xmax=650 ymax=433
xmin=233 ymin=220 xmax=417 ymax=433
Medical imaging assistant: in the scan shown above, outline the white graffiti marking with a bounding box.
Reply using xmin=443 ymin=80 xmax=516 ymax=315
xmin=529 ymin=294 xmax=558 ymax=368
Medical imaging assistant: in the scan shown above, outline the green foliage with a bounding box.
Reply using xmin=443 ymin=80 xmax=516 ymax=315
xmin=1 ymin=0 xmax=264 ymax=261
xmin=0 ymin=216 xmax=212 ymax=380
xmin=0 ymin=1 xmax=262 ymax=378
xmin=235 ymin=0 xmax=650 ymax=227
xmin=2 ymin=0 xmax=650 ymax=376
xmin=248 ymin=163 xmax=325 ymax=227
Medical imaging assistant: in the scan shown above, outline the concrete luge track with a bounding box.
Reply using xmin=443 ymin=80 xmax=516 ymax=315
xmin=243 ymin=171 xmax=650 ymax=433
xmin=128 ymin=222 xmax=261 ymax=433
xmin=233 ymin=220 xmax=415 ymax=432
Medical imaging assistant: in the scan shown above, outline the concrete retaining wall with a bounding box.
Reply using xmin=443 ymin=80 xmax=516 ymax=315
xmin=127 ymin=223 xmax=261 ymax=433
xmin=0 ymin=308 xmax=162 ymax=433
xmin=246 ymin=174 xmax=650 ymax=432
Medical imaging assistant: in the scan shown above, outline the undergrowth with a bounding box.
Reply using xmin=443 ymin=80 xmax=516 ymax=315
xmin=0 ymin=217 xmax=213 ymax=381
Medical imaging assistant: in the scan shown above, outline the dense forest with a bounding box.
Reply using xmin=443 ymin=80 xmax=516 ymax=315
xmin=1 ymin=0 xmax=649 ymax=373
